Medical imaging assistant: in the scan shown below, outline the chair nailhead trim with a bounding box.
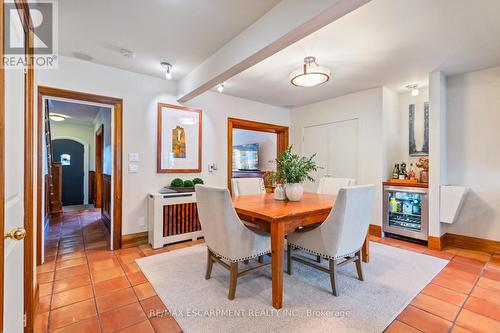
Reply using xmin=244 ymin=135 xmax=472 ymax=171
xmin=287 ymin=243 xmax=361 ymax=260
xmin=208 ymin=247 xmax=271 ymax=263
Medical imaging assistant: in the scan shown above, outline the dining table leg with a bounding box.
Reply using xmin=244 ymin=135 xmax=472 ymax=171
xmin=362 ymin=233 xmax=369 ymax=263
xmin=270 ymin=222 xmax=285 ymax=309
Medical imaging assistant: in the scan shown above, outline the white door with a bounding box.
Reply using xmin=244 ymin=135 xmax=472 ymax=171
xmin=302 ymin=119 xmax=359 ymax=192
xmin=302 ymin=124 xmax=329 ymax=192
xmin=327 ymin=119 xmax=358 ymax=179
xmin=3 ymin=9 xmax=26 ymax=332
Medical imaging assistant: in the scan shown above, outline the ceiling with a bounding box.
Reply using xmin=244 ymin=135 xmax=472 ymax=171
xmin=59 ymin=0 xmax=280 ymax=80
xmin=48 ymin=100 xmax=109 ymax=125
xmin=222 ymin=0 xmax=500 ymax=107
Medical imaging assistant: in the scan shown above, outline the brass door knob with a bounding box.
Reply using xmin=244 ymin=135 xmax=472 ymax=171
xmin=4 ymin=227 xmax=27 ymax=241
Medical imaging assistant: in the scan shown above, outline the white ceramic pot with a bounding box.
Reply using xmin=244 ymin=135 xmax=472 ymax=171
xmin=285 ymin=183 xmax=304 ymax=201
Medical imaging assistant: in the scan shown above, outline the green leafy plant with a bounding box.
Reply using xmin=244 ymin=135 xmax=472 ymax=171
xmin=273 ymin=146 xmax=319 ymax=184
xmin=192 ymin=178 xmax=204 ymax=185
xmin=183 ymin=179 xmax=194 ymax=187
xmin=170 ymin=178 xmax=184 ymax=187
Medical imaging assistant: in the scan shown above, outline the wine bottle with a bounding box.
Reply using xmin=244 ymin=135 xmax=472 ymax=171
xmin=392 ymin=164 xmax=400 ymax=179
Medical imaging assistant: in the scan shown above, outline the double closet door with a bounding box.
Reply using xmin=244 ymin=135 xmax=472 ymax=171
xmin=302 ymin=119 xmax=359 ymax=192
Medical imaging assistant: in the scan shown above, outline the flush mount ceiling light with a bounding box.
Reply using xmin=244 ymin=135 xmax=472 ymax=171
xmin=49 ymin=113 xmax=68 ymax=122
xmin=179 ymin=117 xmax=197 ymax=126
xmin=217 ymin=82 xmax=225 ymax=93
xmin=407 ymin=84 xmax=419 ymax=96
xmin=289 ymin=56 xmax=331 ymax=87
xmin=161 ymin=62 xmax=173 ymax=80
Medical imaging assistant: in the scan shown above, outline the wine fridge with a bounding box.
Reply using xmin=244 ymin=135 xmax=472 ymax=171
xmin=383 ymin=185 xmax=428 ymax=241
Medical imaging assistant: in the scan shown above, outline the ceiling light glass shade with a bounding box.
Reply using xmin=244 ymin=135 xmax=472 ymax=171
xmin=179 ymin=117 xmax=197 ymax=126
xmin=411 ymin=88 xmax=419 ymax=96
xmin=289 ymin=56 xmax=330 ymax=87
xmin=217 ymin=83 xmax=224 ymax=93
xmin=49 ymin=114 xmax=66 ymax=122
xmin=165 ymin=70 xmax=172 ymax=80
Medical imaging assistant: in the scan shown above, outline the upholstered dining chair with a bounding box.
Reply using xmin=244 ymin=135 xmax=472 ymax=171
xmin=195 ymin=185 xmax=271 ymax=300
xmin=287 ymin=185 xmax=376 ymax=296
xmin=317 ymin=177 xmax=356 ymax=195
xmin=231 ymin=177 xmax=266 ymax=197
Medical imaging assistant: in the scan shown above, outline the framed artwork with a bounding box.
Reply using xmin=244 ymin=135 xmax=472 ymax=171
xmin=409 ymin=101 xmax=429 ymax=156
xmin=157 ymin=103 xmax=202 ymax=173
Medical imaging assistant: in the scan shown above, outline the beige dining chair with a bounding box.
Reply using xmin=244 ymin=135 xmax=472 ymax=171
xmin=287 ymin=185 xmax=376 ymax=296
xmin=231 ymin=177 xmax=266 ymax=197
xmin=317 ymin=177 xmax=356 ymax=195
xmin=195 ymin=185 xmax=271 ymax=300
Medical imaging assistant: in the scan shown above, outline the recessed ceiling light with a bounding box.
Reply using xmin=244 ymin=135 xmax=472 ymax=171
xmin=49 ymin=113 xmax=69 ymax=122
xmin=217 ymin=83 xmax=225 ymax=93
xmin=161 ymin=62 xmax=173 ymax=80
xmin=289 ymin=56 xmax=330 ymax=87
xmin=406 ymin=84 xmax=419 ymax=96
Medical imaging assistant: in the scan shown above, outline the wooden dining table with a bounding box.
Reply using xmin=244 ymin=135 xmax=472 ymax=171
xmin=232 ymin=192 xmax=370 ymax=309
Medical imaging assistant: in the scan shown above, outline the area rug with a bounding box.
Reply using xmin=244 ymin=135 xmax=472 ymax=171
xmin=137 ymin=243 xmax=447 ymax=333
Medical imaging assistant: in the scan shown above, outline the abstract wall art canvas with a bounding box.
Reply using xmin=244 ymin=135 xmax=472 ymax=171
xmin=409 ymin=101 xmax=429 ymax=156
xmin=157 ymin=103 xmax=202 ymax=173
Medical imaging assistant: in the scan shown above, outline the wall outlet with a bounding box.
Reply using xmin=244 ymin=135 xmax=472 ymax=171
xmin=138 ymin=217 xmax=145 ymax=226
xmin=208 ymin=163 xmax=217 ymax=172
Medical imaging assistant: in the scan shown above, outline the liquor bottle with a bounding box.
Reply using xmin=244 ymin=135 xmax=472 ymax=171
xmin=408 ymin=163 xmax=416 ymax=180
xmin=392 ymin=164 xmax=400 ymax=179
xmin=399 ymin=162 xmax=407 ymax=180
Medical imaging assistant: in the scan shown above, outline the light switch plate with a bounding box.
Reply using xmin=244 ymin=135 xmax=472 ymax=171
xmin=128 ymin=163 xmax=139 ymax=173
xmin=128 ymin=152 xmax=139 ymax=162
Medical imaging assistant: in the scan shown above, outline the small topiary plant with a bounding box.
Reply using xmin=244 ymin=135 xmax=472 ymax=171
xmin=170 ymin=178 xmax=184 ymax=187
xmin=183 ymin=179 xmax=194 ymax=187
xmin=192 ymin=178 xmax=204 ymax=185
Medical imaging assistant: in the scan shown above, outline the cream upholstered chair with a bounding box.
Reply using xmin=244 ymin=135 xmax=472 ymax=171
xmin=195 ymin=185 xmax=271 ymax=300
xmin=317 ymin=177 xmax=356 ymax=195
xmin=231 ymin=177 xmax=266 ymax=197
xmin=287 ymin=185 xmax=376 ymax=296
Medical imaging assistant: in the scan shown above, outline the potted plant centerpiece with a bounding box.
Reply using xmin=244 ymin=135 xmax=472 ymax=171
xmin=273 ymin=146 xmax=319 ymax=201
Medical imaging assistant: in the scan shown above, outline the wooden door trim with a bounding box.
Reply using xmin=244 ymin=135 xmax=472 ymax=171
xmin=36 ymin=86 xmax=123 ymax=254
xmin=0 ymin=1 xmax=5 ymax=330
xmin=95 ymin=125 xmax=104 ymax=208
xmin=227 ymin=118 xmax=289 ymax=194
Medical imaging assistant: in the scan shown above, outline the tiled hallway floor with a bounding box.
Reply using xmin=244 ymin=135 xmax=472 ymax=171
xmin=35 ymin=209 xmax=500 ymax=332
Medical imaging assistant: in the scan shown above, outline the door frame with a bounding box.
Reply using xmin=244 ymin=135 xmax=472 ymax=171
xmin=94 ymin=125 xmax=104 ymax=208
xmin=227 ymin=118 xmax=289 ymax=193
xmin=36 ymin=86 xmax=124 ymax=254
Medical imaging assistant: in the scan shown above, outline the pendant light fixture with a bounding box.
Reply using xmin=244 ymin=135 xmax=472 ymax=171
xmin=407 ymin=84 xmax=419 ymax=96
xmin=217 ymin=83 xmax=225 ymax=93
xmin=161 ymin=62 xmax=173 ymax=80
xmin=289 ymin=56 xmax=330 ymax=87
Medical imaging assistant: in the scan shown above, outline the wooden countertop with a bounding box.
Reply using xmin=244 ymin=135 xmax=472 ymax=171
xmin=383 ymin=181 xmax=429 ymax=188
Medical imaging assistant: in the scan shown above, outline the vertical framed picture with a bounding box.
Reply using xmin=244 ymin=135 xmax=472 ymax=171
xmin=157 ymin=103 xmax=202 ymax=173
xmin=409 ymin=102 xmax=429 ymax=156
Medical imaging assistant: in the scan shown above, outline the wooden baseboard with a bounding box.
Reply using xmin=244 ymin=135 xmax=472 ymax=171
xmin=428 ymin=234 xmax=447 ymax=251
xmin=369 ymin=224 xmax=382 ymax=238
xmin=121 ymin=231 xmax=148 ymax=249
xmin=445 ymin=233 xmax=500 ymax=255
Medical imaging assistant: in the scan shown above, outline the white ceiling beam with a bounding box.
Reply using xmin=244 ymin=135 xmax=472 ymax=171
xmin=177 ymin=0 xmax=371 ymax=103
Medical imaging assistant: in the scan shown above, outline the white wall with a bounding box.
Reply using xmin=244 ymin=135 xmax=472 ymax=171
xmin=290 ymin=88 xmax=384 ymax=226
xmin=94 ymin=108 xmax=112 ymax=175
xmin=37 ymin=56 xmax=289 ymax=234
xmin=233 ymin=129 xmax=277 ymax=171
xmin=51 ymin=121 xmax=95 ymax=168
xmin=382 ymin=87 xmax=401 ymax=180
xmin=445 ymin=66 xmax=500 ymax=241
xmin=51 ymin=121 xmax=94 ymax=204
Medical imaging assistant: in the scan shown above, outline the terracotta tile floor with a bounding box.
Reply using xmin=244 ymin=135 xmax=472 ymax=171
xmin=35 ymin=209 xmax=500 ymax=332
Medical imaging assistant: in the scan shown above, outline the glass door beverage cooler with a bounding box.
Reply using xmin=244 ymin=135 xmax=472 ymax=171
xmin=383 ymin=185 xmax=428 ymax=241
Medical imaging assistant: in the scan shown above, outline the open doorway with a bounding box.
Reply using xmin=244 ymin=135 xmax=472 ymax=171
xmin=227 ymin=118 xmax=289 ymax=193
xmin=37 ymin=87 xmax=123 ymax=265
